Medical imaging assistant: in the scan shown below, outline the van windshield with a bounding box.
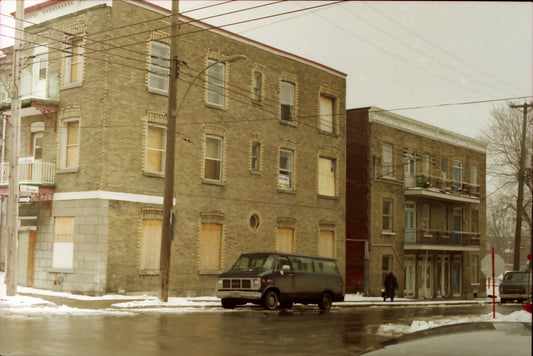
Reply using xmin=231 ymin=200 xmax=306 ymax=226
xmin=232 ymin=254 xmax=274 ymax=270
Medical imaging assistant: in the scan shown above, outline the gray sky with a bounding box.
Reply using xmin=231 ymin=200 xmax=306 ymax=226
xmin=1 ymin=1 xmax=532 ymax=139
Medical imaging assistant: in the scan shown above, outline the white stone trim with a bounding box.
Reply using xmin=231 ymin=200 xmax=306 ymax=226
xmin=53 ymin=190 xmax=168 ymax=205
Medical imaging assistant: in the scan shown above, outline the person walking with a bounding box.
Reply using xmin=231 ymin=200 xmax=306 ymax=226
xmin=384 ymin=271 xmax=398 ymax=302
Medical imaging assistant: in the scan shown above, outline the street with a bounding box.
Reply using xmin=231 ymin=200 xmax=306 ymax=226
xmin=0 ymin=303 xmax=526 ymax=355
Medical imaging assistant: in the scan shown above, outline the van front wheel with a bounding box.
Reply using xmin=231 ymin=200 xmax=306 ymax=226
xmin=318 ymin=292 xmax=333 ymax=310
xmin=262 ymin=290 xmax=279 ymax=310
xmin=221 ymin=298 xmax=237 ymax=309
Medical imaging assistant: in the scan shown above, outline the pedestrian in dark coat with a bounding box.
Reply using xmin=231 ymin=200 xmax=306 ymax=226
xmin=384 ymin=272 xmax=398 ymax=302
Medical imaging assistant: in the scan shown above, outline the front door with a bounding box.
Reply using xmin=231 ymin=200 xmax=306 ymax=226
xmin=404 ymin=256 xmax=415 ymax=298
xmin=418 ymin=255 xmax=433 ymax=298
xmin=17 ymin=231 xmax=36 ymax=287
xmin=452 ymin=256 xmax=462 ymax=296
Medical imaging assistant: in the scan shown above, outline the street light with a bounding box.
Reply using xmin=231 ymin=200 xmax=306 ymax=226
xmin=160 ymin=53 xmax=247 ymax=302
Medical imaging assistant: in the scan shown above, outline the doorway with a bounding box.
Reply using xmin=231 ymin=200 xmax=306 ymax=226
xmin=17 ymin=231 xmax=36 ymax=287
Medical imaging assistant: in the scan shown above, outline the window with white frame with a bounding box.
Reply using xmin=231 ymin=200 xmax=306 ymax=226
xmin=145 ymin=124 xmax=166 ymax=174
xmin=279 ymin=149 xmax=294 ymax=190
xmin=207 ymin=60 xmax=225 ymax=107
xmin=204 ymin=136 xmax=223 ymax=181
xmin=453 ymin=160 xmax=462 ymax=189
xmin=470 ymin=165 xmax=478 ymax=186
xmin=148 ymin=41 xmax=170 ymax=93
xmin=318 ymin=157 xmax=336 ymax=196
xmin=60 ymin=119 xmax=79 ymax=169
xmin=52 ymin=217 xmax=74 ymax=269
xmin=319 ymin=95 xmax=335 ymax=133
xmin=63 ymin=37 xmax=83 ymax=86
xmin=382 ymin=142 xmax=393 ymax=177
xmin=251 ymin=142 xmax=261 ymax=172
xmin=382 ymin=198 xmax=393 ymax=231
xmin=280 ymin=81 xmax=295 ymax=122
xmin=423 ymin=154 xmax=430 ymax=177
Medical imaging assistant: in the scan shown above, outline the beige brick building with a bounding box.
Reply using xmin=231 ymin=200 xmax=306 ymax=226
xmin=346 ymin=107 xmax=486 ymax=299
xmin=0 ymin=1 xmax=346 ymax=296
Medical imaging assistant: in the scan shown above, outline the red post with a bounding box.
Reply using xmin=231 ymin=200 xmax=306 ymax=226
xmin=492 ymin=247 xmax=495 ymax=319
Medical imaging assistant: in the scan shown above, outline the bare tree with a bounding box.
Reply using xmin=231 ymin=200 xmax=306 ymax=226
xmin=482 ymin=102 xmax=532 ymax=270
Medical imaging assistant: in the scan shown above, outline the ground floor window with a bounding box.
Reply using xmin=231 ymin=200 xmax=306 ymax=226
xmin=470 ymin=255 xmax=479 ymax=283
xmin=277 ymin=228 xmax=294 ymax=253
xmin=52 ymin=217 xmax=74 ymax=269
xmin=318 ymin=230 xmax=334 ymax=258
xmin=199 ymin=223 xmax=222 ymax=272
xmin=140 ymin=219 xmax=162 ymax=273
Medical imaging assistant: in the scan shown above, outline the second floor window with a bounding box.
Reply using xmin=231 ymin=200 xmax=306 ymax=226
xmin=280 ymin=81 xmax=295 ymax=122
xmin=279 ymin=149 xmax=293 ymax=190
xmin=319 ymin=95 xmax=335 ymax=133
xmin=251 ymin=142 xmax=260 ymax=171
xmin=318 ymin=157 xmax=336 ymax=196
xmin=253 ymin=71 xmax=262 ymax=101
xmin=63 ymin=38 xmax=83 ymax=86
xmin=453 ymin=160 xmax=462 ymax=189
xmin=382 ymin=198 xmax=393 ymax=231
xmin=204 ymin=136 xmax=222 ymax=181
xmin=382 ymin=142 xmax=393 ymax=177
xmin=145 ymin=124 xmax=166 ymax=174
xmin=149 ymin=42 xmax=170 ymax=94
xmin=61 ymin=119 xmax=79 ymax=169
xmin=207 ymin=60 xmax=225 ymax=107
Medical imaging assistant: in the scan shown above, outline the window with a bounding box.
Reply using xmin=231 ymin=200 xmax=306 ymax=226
xmin=382 ymin=198 xmax=393 ymax=231
xmin=423 ymin=154 xmax=430 ymax=177
xmin=404 ymin=148 xmax=416 ymax=183
xmin=140 ymin=219 xmax=162 ymax=272
xmin=319 ymin=95 xmax=335 ymax=133
xmin=207 ymin=60 xmax=225 ymax=106
xmin=471 ymin=208 xmax=479 ymax=233
xmin=277 ymin=228 xmax=294 ymax=253
xmin=280 ymin=81 xmax=295 ymax=122
xmin=470 ymin=255 xmax=479 ymax=284
xmin=199 ymin=224 xmax=222 ymax=271
xmin=318 ymin=157 xmax=336 ymax=196
xmin=148 ymin=41 xmax=170 ymax=93
xmin=470 ymin=165 xmax=478 ymax=185
xmin=31 ymin=132 xmax=43 ymax=160
xmin=381 ymin=255 xmax=393 ymax=287
xmin=382 ymin=143 xmax=393 ymax=177
xmin=441 ymin=157 xmax=448 ymax=181
xmin=251 ymin=142 xmax=260 ymax=172
xmin=319 ymin=230 xmax=334 ymax=258
xmin=253 ymin=71 xmax=262 ymax=101
xmin=145 ymin=124 xmax=166 ymax=173
xmin=63 ymin=38 xmax=83 ymax=85
xmin=422 ymin=204 xmax=430 ymax=232
xmin=453 ymin=161 xmax=462 ymax=189
xmin=441 ymin=206 xmax=448 ymax=232
xmin=52 ymin=217 xmax=74 ymax=269
xmin=204 ymin=136 xmax=222 ymax=181
xmin=60 ymin=119 xmax=79 ymax=169
xmin=279 ymin=149 xmax=294 ymax=190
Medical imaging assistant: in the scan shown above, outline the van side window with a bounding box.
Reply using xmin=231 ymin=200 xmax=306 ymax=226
xmin=290 ymin=257 xmax=312 ymax=272
xmin=313 ymin=260 xmax=339 ymax=274
xmin=274 ymin=256 xmax=290 ymax=270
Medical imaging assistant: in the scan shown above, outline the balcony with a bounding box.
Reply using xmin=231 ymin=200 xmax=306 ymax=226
xmin=404 ymin=228 xmax=480 ymax=251
xmin=404 ymin=174 xmax=480 ymax=204
xmin=0 ymin=161 xmax=55 ymax=186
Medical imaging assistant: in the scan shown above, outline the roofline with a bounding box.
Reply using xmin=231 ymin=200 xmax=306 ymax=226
xmin=20 ymin=0 xmax=347 ymax=78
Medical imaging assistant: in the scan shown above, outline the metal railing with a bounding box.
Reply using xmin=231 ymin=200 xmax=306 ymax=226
xmin=405 ymin=174 xmax=480 ymax=197
xmin=404 ymin=229 xmax=481 ymax=246
xmin=0 ymin=161 xmax=55 ymax=185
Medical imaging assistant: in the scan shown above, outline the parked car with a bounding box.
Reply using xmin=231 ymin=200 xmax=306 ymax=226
xmin=499 ymin=270 xmax=532 ymax=303
xmin=216 ymin=252 xmax=345 ymax=310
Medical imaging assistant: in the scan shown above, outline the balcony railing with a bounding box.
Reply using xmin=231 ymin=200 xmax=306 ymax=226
xmin=0 ymin=76 xmax=59 ymax=105
xmin=0 ymin=161 xmax=55 ymax=185
xmin=404 ymin=228 xmax=481 ymax=247
xmin=405 ymin=174 xmax=480 ymax=198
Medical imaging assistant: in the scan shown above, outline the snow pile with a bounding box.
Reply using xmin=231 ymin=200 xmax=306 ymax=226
xmin=376 ymin=310 xmax=532 ymax=337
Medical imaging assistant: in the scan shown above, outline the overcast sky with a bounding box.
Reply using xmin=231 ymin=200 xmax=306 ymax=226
xmin=1 ymin=1 xmax=532 ymax=139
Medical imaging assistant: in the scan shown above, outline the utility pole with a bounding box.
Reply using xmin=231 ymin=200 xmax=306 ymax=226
xmin=5 ymin=0 xmax=24 ymax=296
xmin=160 ymin=0 xmax=179 ymax=302
xmin=510 ymin=102 xmax=532 ymax=271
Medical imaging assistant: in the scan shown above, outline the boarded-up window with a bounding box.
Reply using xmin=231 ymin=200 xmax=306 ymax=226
xmin=61 ymin=119 xmax=79 ymax=169
xmin=64 ymin=38 xmax=83 ymax=85
xmin=319 ymin=230 xmax=334 ymax=258
xmin=146 ymin=124 xmax=166 ymax=173
xmin=140 ymin=220 xmax=162 ymax=271
xmin=199 ymin=224 xmax=222 ymax=271
xmin=318 ymin=157 xmax=336 ymax=196
xmin=53 ymin=217 xmax=74 ymax=269
xmin=319 ymin=95 xmax=334 ymax=133
xmin=276 ymin=228 xmax=294 ymax=253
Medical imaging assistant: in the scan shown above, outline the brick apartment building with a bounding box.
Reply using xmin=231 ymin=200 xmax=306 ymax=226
xmin=346 ymin=107 xmax=486 ymax=299
xmin=0 ymin=0 xmax=346 ymax=296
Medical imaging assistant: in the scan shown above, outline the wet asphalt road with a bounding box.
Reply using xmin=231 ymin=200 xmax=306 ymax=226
xmin=0 ymin=303 xmax=526 ymax=356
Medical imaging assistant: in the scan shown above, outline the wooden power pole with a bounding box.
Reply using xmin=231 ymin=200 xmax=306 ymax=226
xmin=510 ymin=102 xmax=532 ymax=271
xmin=5 ymin=0 xmax=24 ymax=297
xmin=160 ymin=0 xmax=179 ymax=302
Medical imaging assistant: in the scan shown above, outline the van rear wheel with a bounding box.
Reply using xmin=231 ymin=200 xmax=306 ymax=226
xmin=262 ymin=290 xmax=279 ymax=310
xmin=318 ymin=292 xmax=333 ymax=310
